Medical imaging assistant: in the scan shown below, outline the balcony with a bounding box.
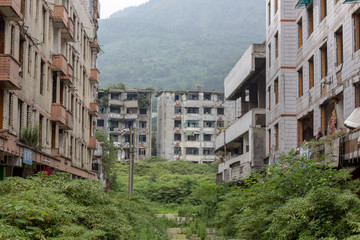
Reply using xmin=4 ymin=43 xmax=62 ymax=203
xmin=89 ymin=68 xmax=100 ymax=84
xmin=88 ymin=136 xmax=98 ymax=149
xmin=60 ymin=18 xmax=74 ymax=41
xmin=53 ymin=5 xmax=68 ymax=29
xmin=50 ymin=104 xmax=67 ymax=125
xmin=108 ymin=113 xmax=123 ymax=119
xmin=0 ymin=0 xmax=23 ymax=21
xmin=89 ymin=102 xmax=99 ymax=116
xmin=52 ymin=54 xmax=67 ymax=75
xmin=59 ymin=111 xmax=73 ymax=130
xmin=90 ymin=41 xmax=100 ymax=53
xmin=0 ymin=54 xmax=20 ymax=90
xmin=60 ymin=64 xmax=73 ymax=85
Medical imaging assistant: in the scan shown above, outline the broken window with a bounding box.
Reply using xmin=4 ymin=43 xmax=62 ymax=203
xmin=186 ymin=120 xmax=199 ymax=127
xmin=174 ymin=134 xmax=181 ymax=141
xmin=298 ymin=68 xmax=303 ymax=97
xmin=298 ymin=18 xmax=303 ymax=48
xmin=186 ymin=134 xmax=199 ymax=141
xmin=111 ymin=93 xmax=120 ymax=99
xmin=204 ymin=93 xmax=211 ymax=100
xmin=298 ymin=112 xmax=314 ymax=146
xmin=186 ymin=148 xmax=199 ymax=155
xmin=139 ymin=148 xmax=146 ymax=156
xmin=97 ymin=119 xmax=104 ymax=127
xmin=204 ymin=121 xmax=215 ymax=128
xmin=174 ymin=120 xmax=182 ymax=128
xmin=127 ymin=93 xmax=138 ymax=100
xmin=321 ymin=98 xmax=344 ymax=136
xmin=203 ymin=148 xmax=214 ymax=155
xmin=110 ymin=134 xmax=119 ymax=142
xmin=174 ymin=107 xmax=182 ymax=114
xmin=204 ymin=134 xmax=212 ymax=141
xmin=174 ymin=147 xmax=181 ymax=155
xmin=335 ymin=27 xmax=343 ymax=66
xmin=187 ymin=93 xmax=199 ymax=100
xmin=175 ymin=94 xmax=182 ymax=101
xmin=125 ymin=121 xmax=134 ymax=129
xmin=217 ymin=121 xmax=224 ymax=128
xmin=320 ymin=42 xmax=328 ymax=79
xmin=218 ymin=94 xmax=224 ymax=101
xmin=204 ymin=107 xmax=212 ymax=114
xmin=139 ymin=108 xmax=147 ymax=114
xmin=217 ymin=108 xmax=224 ymax=115
xmin=187 ymin=107 xmax=199 ymax=114
xmin=139 ymin=135 xmax=146 ymax=142
xmin=139 ymin=121 xmax=147 ymax=128
xmin=110 ymin=106 xmax=121 ymax=113
xmin=127 ymin=108 xmax=137 ymax=114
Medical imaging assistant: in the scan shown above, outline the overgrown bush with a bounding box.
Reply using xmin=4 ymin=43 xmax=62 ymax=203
xmin=20 ymin=126 xmax=41 ymax=149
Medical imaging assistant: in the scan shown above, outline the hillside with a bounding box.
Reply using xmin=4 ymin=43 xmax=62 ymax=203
xmin=98 ymin=0 xmax=265 ymax=91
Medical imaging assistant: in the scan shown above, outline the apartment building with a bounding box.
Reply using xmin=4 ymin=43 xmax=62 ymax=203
xmin=266 ymin=0 xmax=360 ymax=166
xmin=156 ymin=89 xmax=234 ymax=163
xmin=96 ymin=89 xmax=153 ymax=161
xmin=216 ymin=44 xmax=266 ymax=183
xmin=0 ymin=0 xmax=100 ymax=180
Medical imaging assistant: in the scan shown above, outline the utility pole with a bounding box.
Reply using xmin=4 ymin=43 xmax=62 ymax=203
xmin=128 ymin=126 xmax=134 ymax=194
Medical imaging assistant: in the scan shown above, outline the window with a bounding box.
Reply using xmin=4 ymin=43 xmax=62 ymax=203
xmin=174 ymin=134 xmax=181 ymax=141
xmin=203 ymin=148 xmax=214 ymax=155
xmin=204 ymin=107 xmax=212 ymax=114
xmin=186 ymin=120 xmax=199 ymax=127
xmin=187 ymin=93 xmax=199 ymax=100
xmin=298 ymin=113 xmax=314 ymax=146
xmin=321 ymin=0 xmax=327 ymax=21
xmin=309 ymin=56 xmax=314 ymax=89
xmin=268 ymin=129 xmax=271 ymax=153
xmin=274 ymin=78 xmax=279 ymax=104
xmin=174 ymin=107 xmax=182 ymax=114
xmin=127 ymin=93 xmax=138 ymax=100
xmin=174 ymin=147 xmax=181 ymax=155
xmin=217 ymin=108 xmax=224 ymax=115
xmin=298 ymin=68 xmax=303 ymax=97
xmin=139 ymin=148 xmax=146 ymax=156
xmin=139 ymin=121 xmax=147 ymax=128
xmin=275 ymin=124 xmax=279 ymax=151
xmin=275 ymin=32 xmax=279 ymax=58
xmin=139 ymin=108 xmax=147 ymax=114
xmin=97 ymin=119 xmax=104 ymax=127
xmin=298 ymin=19 xmax=303 ymax=48
xmin=110 ymin=106 xmax=121 ymax=113
xmin=203 ymin=121 xmax=215 ymax=128
xmin=268 ymin=43 xmax=271 ymax=67
xmin=355 ymin=84 xmax=360 ymax=108
xmin=204 ymin=134 xmax=212 ymax=141
xmin=275 ymin=0 xmax=278 ymax=13
xmin=335 ymin=27 xmax=343 ymax=66
xmin=218 ymin=94 xmax=224 ymax=101
xmin=307 ymin=4 xmax=313 ymax=36
xmin=186 ymin=148 xmax=199 ymax=155
xmin=186 ymin=134 xmax=199 ymax=141
xmin=268 ymin=1 xmax=271 ymax=25
xmin=125 ymin=121 xmax=134 ymax=129
xmin=127 ymin=108 xmax=137 ymax=114
xmin=217 ymin=121 xmax=224 ymax=128
xmin=187 ymin=107 xmax=199 ymax=114
xmin=268 ymin=86 xmax=271 ymax=110
xmin=139 ymin=135 xmax=146 ymax=142
xmin=174 ymin=120 xmax=181 ymax=128
xmin=111 ymin=93 xmax=120 ymax=99
xmin=175 ymin=94 xmax=181 ymax=101
xmin=320 ymin=43 xmax=328 ymax=78
xmin=354 ymin=10 xmax=360 ymax=52
xmin=204 ymin=93 xmax=211 ymax=100
xmin=40 ymin=60 xmax=45 ymax=95
xmin=111 ymin=134 xmax=119 ymax=142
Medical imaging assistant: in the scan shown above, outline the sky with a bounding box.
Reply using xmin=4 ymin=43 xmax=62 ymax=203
xmin=100 ymin=0 xmax=149 ymax=19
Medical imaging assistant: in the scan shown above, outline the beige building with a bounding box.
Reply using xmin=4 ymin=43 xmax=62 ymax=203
xmin=266 ymin=0 xmax=360 ymax=166
xmin=96 ymin=89 xmax=153 ymax=161
xmin=216 ymin=44 xmax=266 ymax=183
xmin=0 ymin=0 xmax=100 ymax=180
xmin=156 ymin=89 xmax=234 ymax=163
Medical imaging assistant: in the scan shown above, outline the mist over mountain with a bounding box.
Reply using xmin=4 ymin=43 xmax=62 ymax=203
xmin=98 ymin=0 xmax=265 ymax=91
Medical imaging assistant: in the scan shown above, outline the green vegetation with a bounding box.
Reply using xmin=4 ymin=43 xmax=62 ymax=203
xmin=20 ymin=126 xmax=41 ymax=149
xmin=0 ymin=173 xmax=168 ymax=239
xmin=98 ymin=0 xmax=265 ymax=90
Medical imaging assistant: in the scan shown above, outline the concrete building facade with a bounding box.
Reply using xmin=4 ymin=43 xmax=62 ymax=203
xmin=216 ymin=44 xmax=267 ymax=183
xmin=96 ymin=89 xmax=153 ymax=161
xmin=157 ymin=89 xmax=234 ymax=163
xmin=266 ymin=0 xmax=360 ymax=166
xmin=0 ymin=0 xmax=100 ymax=180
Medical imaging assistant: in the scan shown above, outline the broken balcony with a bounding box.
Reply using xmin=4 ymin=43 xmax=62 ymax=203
xmin=88 ymin=136 xmax=98 ymax=149
xmin=89 ymin=102 xmax=99 ymax=116
xmin=0 ymin=0 xmax=23 ymax=21
xmin=0 ymin=54 xmax=20 ymax=90
xmin=53 ymin=5 xmax=68 ymax=29
xmin=60 ymin=18 xmax=74 ymax=41
xmin=50 ymin=104 xmax=67 ymax=125
xmin=89 ymin=68 xmax=100 ymax=84
xmin=52 ymin=54 xmax=67 ymax=75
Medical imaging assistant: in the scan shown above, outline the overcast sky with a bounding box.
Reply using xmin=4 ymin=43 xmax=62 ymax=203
xmin=100 ymin=0 xmax=149 ymax=19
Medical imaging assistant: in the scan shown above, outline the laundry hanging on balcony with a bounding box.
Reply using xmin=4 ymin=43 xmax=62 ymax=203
xmin=295 ymin=0 xmax=313 ymax=8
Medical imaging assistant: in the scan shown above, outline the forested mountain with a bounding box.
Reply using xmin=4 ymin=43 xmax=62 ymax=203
xmin=98 ymin=0 xmax=265 ymax=91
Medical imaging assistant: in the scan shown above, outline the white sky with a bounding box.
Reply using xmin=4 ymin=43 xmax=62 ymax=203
xmin=100 ymin=0 xmax=150 ymax=19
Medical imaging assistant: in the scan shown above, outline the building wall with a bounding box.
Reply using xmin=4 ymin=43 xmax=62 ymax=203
xmin=0 ymin=0 xmax=100 ymax=179
xmin=157 ymin=90 xmax=234 ymax=163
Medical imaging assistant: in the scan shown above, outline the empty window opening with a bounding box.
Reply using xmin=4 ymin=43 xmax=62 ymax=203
xmin=298 ymin=112 xmax=314 ymax=146
xmin=174 ymin=134 xmax=181 ymax=141
xmin=186 ymin=148 xmax=199 ymax=155
xmin=127 ymin=93 xmax=138 ymax=100
xmin=187 ymin=107 xmax=199 ymax=114
xmin=204 ymin=107 xmax=212 ymax=114
xmin=174 ymin=120 xmax=182 ymax=128
xmin=187 ymin=93 xmax=199 ymax=100
xmin=321 ymin=43 xmax=328 ymax=79
xmin=335 ymin=27 xmax=343 ymax=66
xmin=204 ymin=121 xmax=215 ymax=128
xmin=298 ymin=68 xmax=303 ymax=97
xmin=204 ymin=93 xmax=211 ymax=100
xmin=174 ymin=107 xmax=182 ymax=114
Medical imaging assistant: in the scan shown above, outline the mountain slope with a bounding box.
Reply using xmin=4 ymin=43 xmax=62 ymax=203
xmin=98 ymin=0 xmax=265 ymax=90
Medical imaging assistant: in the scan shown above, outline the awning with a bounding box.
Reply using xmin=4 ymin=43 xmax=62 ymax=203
xmin=344 ymin=107 xmax=360 ymax=129
xmin=343 ymin=0 xmax=360 ymax=3
xmin=295 ymin=0 xmax=313 ymax=8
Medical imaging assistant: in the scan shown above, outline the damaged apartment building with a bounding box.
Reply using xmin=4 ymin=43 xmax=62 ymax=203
xmin=0 ymin=0 xmax=101 ymax=180
xmin=96 ymin=89 xmax=153 ymax=161
xmin=266 ymin=0 xmax=360 ymax=168
xmin=157 ymin=89 xmax=234 ymax=163
xmin=216 ymin=44 xmax=266 ymax=183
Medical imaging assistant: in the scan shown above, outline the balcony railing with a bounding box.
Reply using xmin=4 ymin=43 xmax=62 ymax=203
xmin=61 ymin=18 xmax=74 ymax=41
xmin=60 ymin=64 xmax=73 ymax=85
xmin=89 ymin=102 xmax=99 ymax=116
xmin=59 ymin=110 xmax=73 ymax=130
xmin=50 ymin=104 xmax=67 ymax=125
xmin=0 ymin=0 xmax=23 ymax=21
xmin=88 ymin=136 xmax=98 ymax=149
xmin=52 ymin=54 xmax=67 ymax=75
xmin=53 ymin=5 xmax=68 ymax=29
xmin=0 ymin=54 xmax=20 ymax=90
xmin=89 ymin=68 xmax=100 ymax=84
xmin=90 ymin=41 xmax=100 ymax=53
